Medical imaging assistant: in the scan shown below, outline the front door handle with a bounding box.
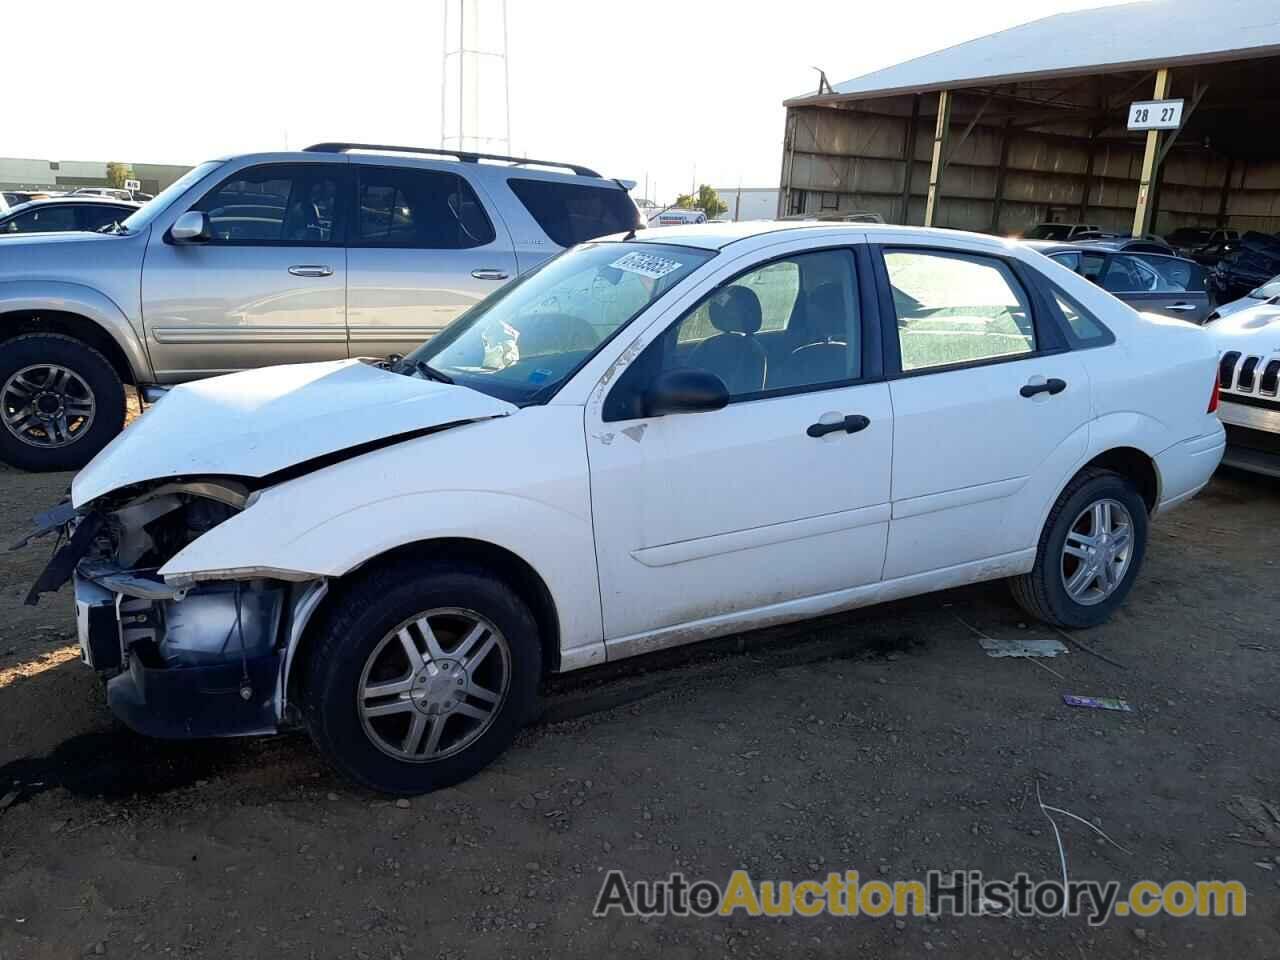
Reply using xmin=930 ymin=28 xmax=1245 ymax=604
xmin=1166 ymin=303 xmax=1198 ymax=311
xmin=288 ymin=264 xmax=333 ymax=278
xmin=471 ymin=268 xmax=510 ymax=281
xmin=807 ymin=414 xmax=871 ymax=438
xmin=1020 ymin=377 xmax=1067 ymax=398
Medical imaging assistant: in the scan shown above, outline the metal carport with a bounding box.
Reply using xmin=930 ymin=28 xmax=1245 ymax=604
xmin=778 ymin=0 xmax=1280 ymax=237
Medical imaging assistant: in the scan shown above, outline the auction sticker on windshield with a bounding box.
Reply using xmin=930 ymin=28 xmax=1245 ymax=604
xmin=610 ymin=251 xmax=685 ymax=280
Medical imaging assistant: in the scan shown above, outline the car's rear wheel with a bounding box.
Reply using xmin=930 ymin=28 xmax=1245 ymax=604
xmin=0 ymin=333 xmax=126 ymax=471
xmin=304 ymin=563 xmax=541 ymax=795
xmin=1010 ymin=468 xmax=1149 ymax=629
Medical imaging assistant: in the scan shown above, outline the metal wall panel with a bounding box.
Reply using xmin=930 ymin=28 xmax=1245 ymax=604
xmin=782 ymin=104 xmax=1280 ymax=234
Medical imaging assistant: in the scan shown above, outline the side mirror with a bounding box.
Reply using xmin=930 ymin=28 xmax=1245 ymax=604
xmin=170 ymin=210 xmax=209 ymax=243
xmin=644 ymin=368 xmax=729 ymax=417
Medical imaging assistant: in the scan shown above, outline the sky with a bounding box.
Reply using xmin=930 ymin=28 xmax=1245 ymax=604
xmin=9 ymin=0 xmax=1131 ymax=204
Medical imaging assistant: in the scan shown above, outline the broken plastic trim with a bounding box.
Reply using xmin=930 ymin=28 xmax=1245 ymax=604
xmin=25 ymin=512 xmax=101 ymax=605
xmin=165 ymin=566 xmax=319 ymax=586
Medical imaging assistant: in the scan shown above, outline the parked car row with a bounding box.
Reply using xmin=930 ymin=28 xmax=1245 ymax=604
xmin=1021 ymin=222 xmax=1243 ymax=267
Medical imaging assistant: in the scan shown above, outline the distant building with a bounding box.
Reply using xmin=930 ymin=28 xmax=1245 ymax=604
xmin=0 ymin=158 xmax=192 ymax=195
xmin=713 ymin=187 xmax=779 ymax=222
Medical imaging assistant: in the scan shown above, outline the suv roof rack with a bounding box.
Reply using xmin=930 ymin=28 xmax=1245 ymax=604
xmin=302 ymin=142 xmax=602 ymax=178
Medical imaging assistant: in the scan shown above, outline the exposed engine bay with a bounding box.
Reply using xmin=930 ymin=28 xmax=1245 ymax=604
xmin=19 ymin=479 xmax=327 ymax=739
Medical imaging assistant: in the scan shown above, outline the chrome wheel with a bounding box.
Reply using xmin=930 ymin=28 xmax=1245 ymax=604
xmin=357 ymin=607 xmax=511 ymax=762
xmin=1 ymin=363 xmax=96 ymax=449
xmin=1060 ymin=498 xmax=1134 ymax=606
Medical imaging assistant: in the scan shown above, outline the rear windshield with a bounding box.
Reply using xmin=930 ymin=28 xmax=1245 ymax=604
xmin=507 ymin=178 xmax=641 ymax=247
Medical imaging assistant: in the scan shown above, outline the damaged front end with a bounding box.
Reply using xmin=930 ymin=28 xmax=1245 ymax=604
xmin=19 ymin=480 xmax=326 ymax=739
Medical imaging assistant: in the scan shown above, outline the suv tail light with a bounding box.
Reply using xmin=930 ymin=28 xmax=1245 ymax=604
xmin=1208 ymin=370 xmax=1220 ymax=413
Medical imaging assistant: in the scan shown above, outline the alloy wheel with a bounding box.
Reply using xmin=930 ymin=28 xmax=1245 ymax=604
xmin=1060 ymin=498 xmax=1134 ymax=606
xmin=357 ymin=607 xmax=511 ymax=762
xmin=1 ymin=363 xmax=96 ymax=449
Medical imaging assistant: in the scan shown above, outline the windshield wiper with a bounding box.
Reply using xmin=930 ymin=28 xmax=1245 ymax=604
xmin=414 ymin=360 xmax=454 ymax=384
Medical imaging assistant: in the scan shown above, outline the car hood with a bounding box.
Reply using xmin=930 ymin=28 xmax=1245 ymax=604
xmin=1205 ymin=302 xmax=1280 ymax=349
xmin=1214 ymin=294 xmax=1274 ymax=319
xmin=72 ymin=360 xmax=517 ymax=506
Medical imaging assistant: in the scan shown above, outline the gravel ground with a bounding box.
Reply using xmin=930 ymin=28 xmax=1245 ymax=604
xmin=0 ymin=450 xmax=1277 ymax=959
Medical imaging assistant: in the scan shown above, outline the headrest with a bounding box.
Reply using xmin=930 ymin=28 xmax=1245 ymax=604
xmin=805 ymin=283 xmax=846 ymax=341
xmin=709 ymin=285 xmax=763 ymax=335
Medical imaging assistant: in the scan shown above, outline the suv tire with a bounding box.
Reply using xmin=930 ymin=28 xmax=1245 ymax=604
xmin=304 ymin=562 xmax=542 ymax=795
xmin=0 ymin=333 xmax=126 ymax=472
xmin=1010 ymin=468 xmax=1149 ymax=629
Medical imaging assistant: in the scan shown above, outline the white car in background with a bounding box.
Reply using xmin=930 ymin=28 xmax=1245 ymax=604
xmin=1205 ymin=299 xmax=1280 ymax=477
xmin=1205 ymin=274 xmax=1280 ymax=322
xmin=27 ymin=222 xmax=1224 ymax=794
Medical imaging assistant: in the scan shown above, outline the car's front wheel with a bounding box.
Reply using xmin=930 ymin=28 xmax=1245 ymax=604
xmin=1010 ymin=468 xmax=1149 ymax=629
xmin=303 ymin=563 xmax=542 ymax=795
xmin=0 ymin=333 xmax=126 ymax=471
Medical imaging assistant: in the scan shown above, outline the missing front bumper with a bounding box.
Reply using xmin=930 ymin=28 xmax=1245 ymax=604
xmin=73 ymin=569 xmax=292 ymax=739
xmin=107 ymin=651 xmax=281 ymax=739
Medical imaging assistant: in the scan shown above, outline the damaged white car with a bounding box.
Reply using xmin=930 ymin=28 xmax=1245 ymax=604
xmin=18 ymin=223 xmax=1225 ymax=794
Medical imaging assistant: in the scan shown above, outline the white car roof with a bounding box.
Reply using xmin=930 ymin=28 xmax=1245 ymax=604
xmin=626 ymin=220 xmax=1016 ymax=253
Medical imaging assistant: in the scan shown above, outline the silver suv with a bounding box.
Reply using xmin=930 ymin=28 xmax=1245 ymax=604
xmin=0 ymin=143 xmax=641 ymax=471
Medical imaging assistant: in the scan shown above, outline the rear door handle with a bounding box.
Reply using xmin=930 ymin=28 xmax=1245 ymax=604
xmin=1020 ymin=378 xmax=1067 ymax=398
xmin=288 ymin=264 xmax=333 ymax=278
xmin=1166 ymin=303 xmax=1198 ymax=311
xmin=807 ymin=414 xmax=871 ymax=438
xmin=471 ymin=269 xmax=510 ymax=281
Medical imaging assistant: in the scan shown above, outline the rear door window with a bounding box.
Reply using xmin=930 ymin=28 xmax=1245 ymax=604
xmin=507 ymin=178 xmax=640 ymax=247
xmin=883 ymin=249 xmax=1035 ymax=371
xmin=354 ymin=166 xmax=495 ymax=249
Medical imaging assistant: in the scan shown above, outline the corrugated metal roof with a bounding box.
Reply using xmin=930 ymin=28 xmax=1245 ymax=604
xmin=787 ymin=0 xmax=1280 ymax=105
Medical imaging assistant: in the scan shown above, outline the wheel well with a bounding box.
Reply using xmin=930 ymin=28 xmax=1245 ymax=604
xmin=287 ymin=538 xmax=563 ymax=708
xmin=1081 ymin=447 xmax=1159 ymax=512
xmin=0 ymin=310 xmax=136 ymax=385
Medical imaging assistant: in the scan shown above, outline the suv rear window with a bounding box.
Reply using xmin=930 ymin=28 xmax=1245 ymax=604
xmin=507 ymin=178 xmax=640 ymax=248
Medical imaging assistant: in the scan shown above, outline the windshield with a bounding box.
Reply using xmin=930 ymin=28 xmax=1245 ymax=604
xmin=120 ymin=160 xmax=224 ymax=234
xmin=1249 ymin=276 xmax=1280 ymax=299
xmin=407 ymin=242 xmax=715 ymax=403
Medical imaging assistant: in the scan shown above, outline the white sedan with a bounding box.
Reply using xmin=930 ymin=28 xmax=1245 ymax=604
xmin=35 ymin=222 xmax=1225 ymax=794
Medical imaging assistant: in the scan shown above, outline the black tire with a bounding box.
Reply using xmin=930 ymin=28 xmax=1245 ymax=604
xmin=303 ymin=562 xmax=542 ymax=795
xmin=1010 ymin=468 xmax=1149 ymax=629
xmin=0 ymin=333 xmax=126 ymax=472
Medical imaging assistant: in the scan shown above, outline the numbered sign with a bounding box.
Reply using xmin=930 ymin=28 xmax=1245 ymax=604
xmin=124 ymin=178 xmax=141 ymax=191
xmin=1127 ymin=99 xmax=1184 ymax=131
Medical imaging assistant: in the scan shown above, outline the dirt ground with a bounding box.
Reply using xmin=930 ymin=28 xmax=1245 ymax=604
xmin=1 ymin=450 xmax=1278 ymax=959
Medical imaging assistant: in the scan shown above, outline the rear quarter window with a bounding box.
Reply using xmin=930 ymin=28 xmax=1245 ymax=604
xmin=507 ymin=178 xmax=641 ymax=248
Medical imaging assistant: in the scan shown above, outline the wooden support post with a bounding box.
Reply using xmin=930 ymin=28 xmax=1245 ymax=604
xmin=990 ymin=118 xmax=1012 ymax=234
xmin=1078 ymin=129 xmax=1098 ymax=223
xmin=779 ymin=111 xmax=797 ymax=218
xmin=923 ymin=89 xmax=952 ymax=227
xmin=900 ymin=95 xmax=921 ymax=225
xmin=1131 ymin=68 xmax=1171 ymax=237
xmin=1213 ymin=160 xmax=1233 ymax=231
